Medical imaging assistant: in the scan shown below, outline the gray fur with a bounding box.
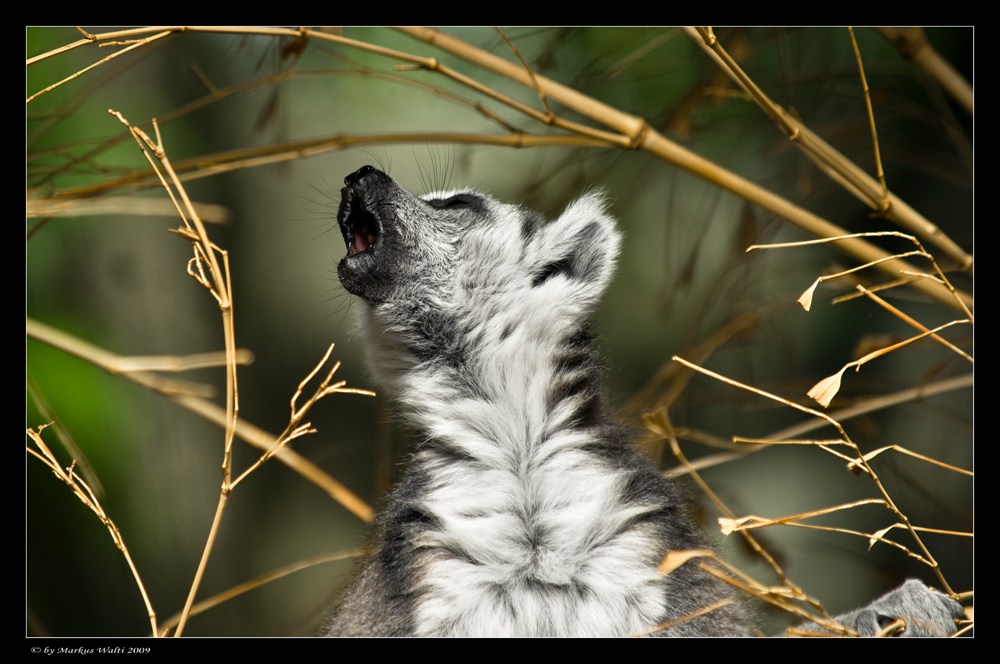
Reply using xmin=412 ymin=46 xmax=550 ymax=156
xmin=797 ymin=579 xmax=965 ymax=637
xmin=324 ymin=166 xmax=962 ymax=638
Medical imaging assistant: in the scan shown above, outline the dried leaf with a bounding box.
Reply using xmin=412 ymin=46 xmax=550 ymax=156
xmin=658 ymin=549 xmax=714 ymax=576
xmin=807 ymin=367 xmax=847 ymax=407
xmin=798 ymin=278 xmax=820 ymax=311
xmin=718 ymin=516 xmax=752 ymax=535
xmin=869 ymin=524 xmax=896 ymax=551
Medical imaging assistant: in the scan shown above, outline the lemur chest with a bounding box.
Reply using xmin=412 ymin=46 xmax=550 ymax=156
xmin=405 ymin=443 xmax=669 ymax=636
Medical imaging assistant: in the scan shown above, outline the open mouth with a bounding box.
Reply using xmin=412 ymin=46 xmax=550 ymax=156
xmin=341 ymin=202 xmax=381 ymax=258
xmin=336 ymin=166 xmax=397 ymax=303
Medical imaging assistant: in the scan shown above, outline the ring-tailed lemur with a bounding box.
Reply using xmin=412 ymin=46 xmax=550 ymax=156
xmin=324 ymin=165 xmax=964 ymax=637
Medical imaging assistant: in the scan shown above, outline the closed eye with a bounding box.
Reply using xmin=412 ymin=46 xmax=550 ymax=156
xmin=426 ymin=194 xmax=481 ymax=210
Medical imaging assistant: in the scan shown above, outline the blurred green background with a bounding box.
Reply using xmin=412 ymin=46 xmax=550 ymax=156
xmin=27 ymin=27 xmax=972 ymax=636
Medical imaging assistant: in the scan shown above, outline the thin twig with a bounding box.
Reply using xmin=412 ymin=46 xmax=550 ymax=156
xmin=671 ymin=356 xmax=954 ymax=597
xmin=849 ymin=27 xmax=889 ymax=211
xmin=644 ymin=409 xmax=814 ymax=611
xmin=156 ymin=548 xmax=366 ymax=636
xmin=26 ymin=316 xmax=375 ymax=521
xmin=27 ymin=425 xmax=159 ymax=636
xmin=685 ymin=26 xmax=971 ymax=272
xmin=27 ymin=30 xmax=174 ymax=103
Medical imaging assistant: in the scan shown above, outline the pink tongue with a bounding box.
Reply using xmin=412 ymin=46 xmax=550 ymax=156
xmin=353 ymin=229 xmax=372 ymax=255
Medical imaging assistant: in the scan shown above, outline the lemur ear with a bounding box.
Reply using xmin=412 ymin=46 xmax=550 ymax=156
xmin=531 ymin=192 xmax=621 ymax=305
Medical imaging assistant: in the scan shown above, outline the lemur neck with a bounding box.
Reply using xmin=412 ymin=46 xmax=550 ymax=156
xmin=379 ymin=302 xmax=606 ymax=456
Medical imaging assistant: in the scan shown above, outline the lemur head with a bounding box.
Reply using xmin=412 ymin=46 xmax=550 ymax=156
xmin=337 ymin=165 xmax=621 ymax=324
